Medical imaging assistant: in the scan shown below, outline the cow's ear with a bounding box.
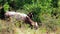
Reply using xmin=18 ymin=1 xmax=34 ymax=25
xmin=30 ymin=12 xmax=32 ymax=14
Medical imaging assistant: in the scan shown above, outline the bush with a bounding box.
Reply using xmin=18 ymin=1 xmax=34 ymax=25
xmin=3 ymin=2 xmax=9 ymax=12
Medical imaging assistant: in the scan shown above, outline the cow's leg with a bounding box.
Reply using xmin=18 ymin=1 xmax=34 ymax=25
xmin=5 ymin=16 xmax=11 ymax=21
xmin=9 ymin=17 xmax=14 ymax=22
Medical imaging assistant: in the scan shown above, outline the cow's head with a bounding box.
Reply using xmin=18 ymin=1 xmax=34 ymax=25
xmin=31 ymin=22 xmax=38 ymax=29
xmin=25 ymin=16 xmax=38 ymax=29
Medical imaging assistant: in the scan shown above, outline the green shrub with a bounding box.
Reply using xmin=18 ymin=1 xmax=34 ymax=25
xmin=3 ymin=2 xmax=9 ymax=12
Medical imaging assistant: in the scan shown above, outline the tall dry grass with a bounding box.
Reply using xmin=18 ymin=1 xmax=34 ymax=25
xmin=0 ymin=19 xmax=60 ymax=34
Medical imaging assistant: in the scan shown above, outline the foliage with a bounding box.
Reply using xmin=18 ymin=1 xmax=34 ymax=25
xmin=23 ymin=0 xmax=52 ymax=22
xmin=3 ymin=2 xmax=9 ymax=12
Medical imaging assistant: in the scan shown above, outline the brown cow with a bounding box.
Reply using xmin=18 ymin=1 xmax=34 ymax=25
xmin=4 ymin=11 xmax=38 ymax=29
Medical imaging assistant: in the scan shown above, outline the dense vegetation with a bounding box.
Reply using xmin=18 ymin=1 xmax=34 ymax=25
xmin=0 ymin=0 xmax=60 ymax=34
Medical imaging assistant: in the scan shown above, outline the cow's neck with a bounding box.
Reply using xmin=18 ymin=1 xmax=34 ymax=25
xmin=26 ymin=16 xmax=35 ymax=26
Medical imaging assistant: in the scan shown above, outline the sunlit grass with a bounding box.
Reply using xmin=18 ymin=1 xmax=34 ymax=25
xmin=0 ymin=19 xmax=60 ymax=34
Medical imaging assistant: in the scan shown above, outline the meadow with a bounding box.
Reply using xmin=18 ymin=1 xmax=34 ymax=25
xmin=0 ymin=0 xmax=60 ymax=34
xmin=0 ymin=19 xmax=60 ymax=34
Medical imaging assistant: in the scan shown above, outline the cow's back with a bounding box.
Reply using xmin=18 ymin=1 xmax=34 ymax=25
xmin=14 ymin=12 xmax=27 ymax=21
xmin=5 ymin=12 xmax=16 ymax=17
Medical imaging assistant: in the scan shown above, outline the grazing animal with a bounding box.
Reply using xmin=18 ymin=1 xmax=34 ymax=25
xmin=4 ymin=11 xmax=38 ymax=29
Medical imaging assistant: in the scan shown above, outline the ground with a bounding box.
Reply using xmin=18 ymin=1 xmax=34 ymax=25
xmin=0 ymin=19 xmax=60 ymax=34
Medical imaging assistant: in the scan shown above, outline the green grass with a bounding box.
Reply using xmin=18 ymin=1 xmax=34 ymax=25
xmin=0 ymin=19 xmax=60 ymax=34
